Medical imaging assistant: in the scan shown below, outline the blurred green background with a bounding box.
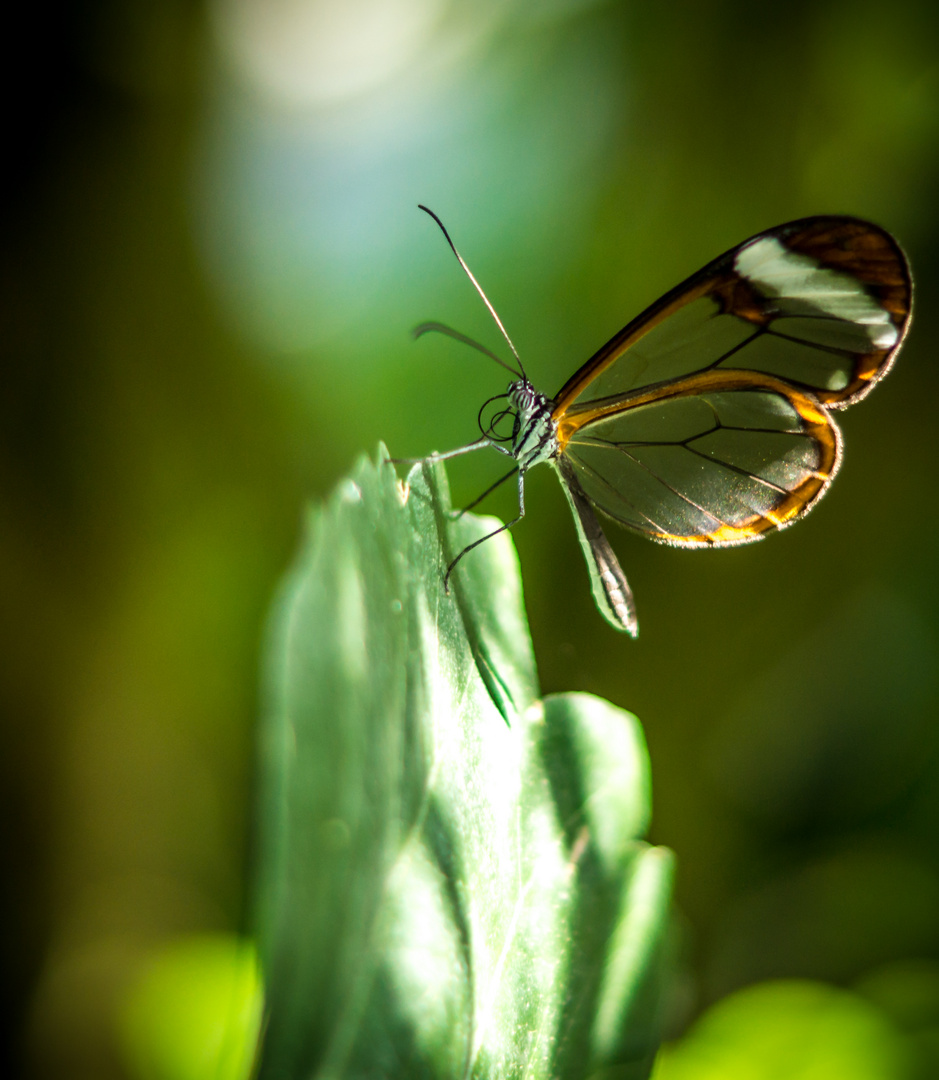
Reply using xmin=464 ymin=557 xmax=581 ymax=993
xmin=4 ymin=1 xmax=939 ymax=1078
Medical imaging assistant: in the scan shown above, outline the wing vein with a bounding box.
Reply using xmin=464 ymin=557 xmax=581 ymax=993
xmin=617 ymin=445 xmax=730 ymax=530
xmin=565 ymin=450 xmax=674 ymax=534
xmin=570 ymin=442 xmax=733 ymax=535
xmin=764 ymin=325 xmax=860 ymax=360
xmin=681 ymin=442 xmax=791 ymax=495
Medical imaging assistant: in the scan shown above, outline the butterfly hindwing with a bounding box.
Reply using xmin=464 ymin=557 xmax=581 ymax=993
xmin=559 ymin=372 xmax=840 ymax=546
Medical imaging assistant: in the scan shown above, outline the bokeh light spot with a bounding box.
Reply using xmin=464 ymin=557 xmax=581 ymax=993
xmin=118 ymin=935 xmax=262 ymax=1080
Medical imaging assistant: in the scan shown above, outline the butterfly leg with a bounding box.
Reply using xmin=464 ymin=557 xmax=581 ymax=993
xmin=386 ymin=436 xmax=491 ymax=466
xmin=454 ymin=465 xmax=520 ymax=519
xmin=443 ymin=468 xmax=526 ymax=593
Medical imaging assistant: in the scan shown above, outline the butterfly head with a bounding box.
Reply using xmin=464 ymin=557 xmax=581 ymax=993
xmin=507 ymin=379 xmax=537 ymax=413
xmin=507 ymin=379 xmax=559 ymax=467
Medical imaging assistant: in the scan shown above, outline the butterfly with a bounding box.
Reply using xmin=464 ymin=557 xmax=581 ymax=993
xmin=411 ymin=206 xmax=912 ymax=637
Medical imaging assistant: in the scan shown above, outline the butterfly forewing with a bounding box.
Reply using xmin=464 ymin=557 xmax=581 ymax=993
xmin=553 ymin=218 xmax=911 ymax=417
xmin=552 ymin=217 xmax=910 ymax=547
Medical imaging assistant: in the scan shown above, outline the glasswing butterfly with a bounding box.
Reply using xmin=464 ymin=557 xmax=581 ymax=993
xmin=410 ymin=206 xmax=912 ymax=637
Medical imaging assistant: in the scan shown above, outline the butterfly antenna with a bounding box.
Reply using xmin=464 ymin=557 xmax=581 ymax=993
xmin=412 ymin=322 xmax=521 ymax=378
xmin=418 ymin=205 xmax=528 ymax=382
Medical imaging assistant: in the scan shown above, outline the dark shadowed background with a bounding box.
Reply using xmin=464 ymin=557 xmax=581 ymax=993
xmin=4 ymin=2 xmax=939 ymax=1078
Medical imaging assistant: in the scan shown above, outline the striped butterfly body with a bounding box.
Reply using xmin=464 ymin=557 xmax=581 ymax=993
xmin=413 ymin=210 xmax=912 ymax=637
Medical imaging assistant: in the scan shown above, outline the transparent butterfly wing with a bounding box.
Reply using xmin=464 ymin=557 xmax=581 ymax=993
xmin=560 ymin=375 xmax=840 ymax=545
xmin=554 ymin=218 xmax=911 ymax=416
xmin=552 ymin=217 xmax=911 ymax=546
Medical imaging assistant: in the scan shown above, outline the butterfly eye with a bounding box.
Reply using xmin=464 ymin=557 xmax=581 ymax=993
xmin=509 ymin=383 xmax=537 ymax=412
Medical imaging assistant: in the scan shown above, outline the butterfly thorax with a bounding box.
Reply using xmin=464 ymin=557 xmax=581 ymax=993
xmin=508 ymin=379 xmax=559 ymax=469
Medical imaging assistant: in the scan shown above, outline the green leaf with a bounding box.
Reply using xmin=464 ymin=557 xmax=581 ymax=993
xmin=651 ymin=980 xmax=911 ymax=1080
xmin=253 ymin=447 xmax=674 ymax=1080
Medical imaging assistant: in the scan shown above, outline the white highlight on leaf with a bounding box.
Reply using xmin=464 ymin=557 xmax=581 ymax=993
xmin=383 ymin=842 xmax=470 ymax=1065
xmin=339 ymin=479 xmax=363 ymax=503
xmin=336 ymin=549 xmax=367 ymax=680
